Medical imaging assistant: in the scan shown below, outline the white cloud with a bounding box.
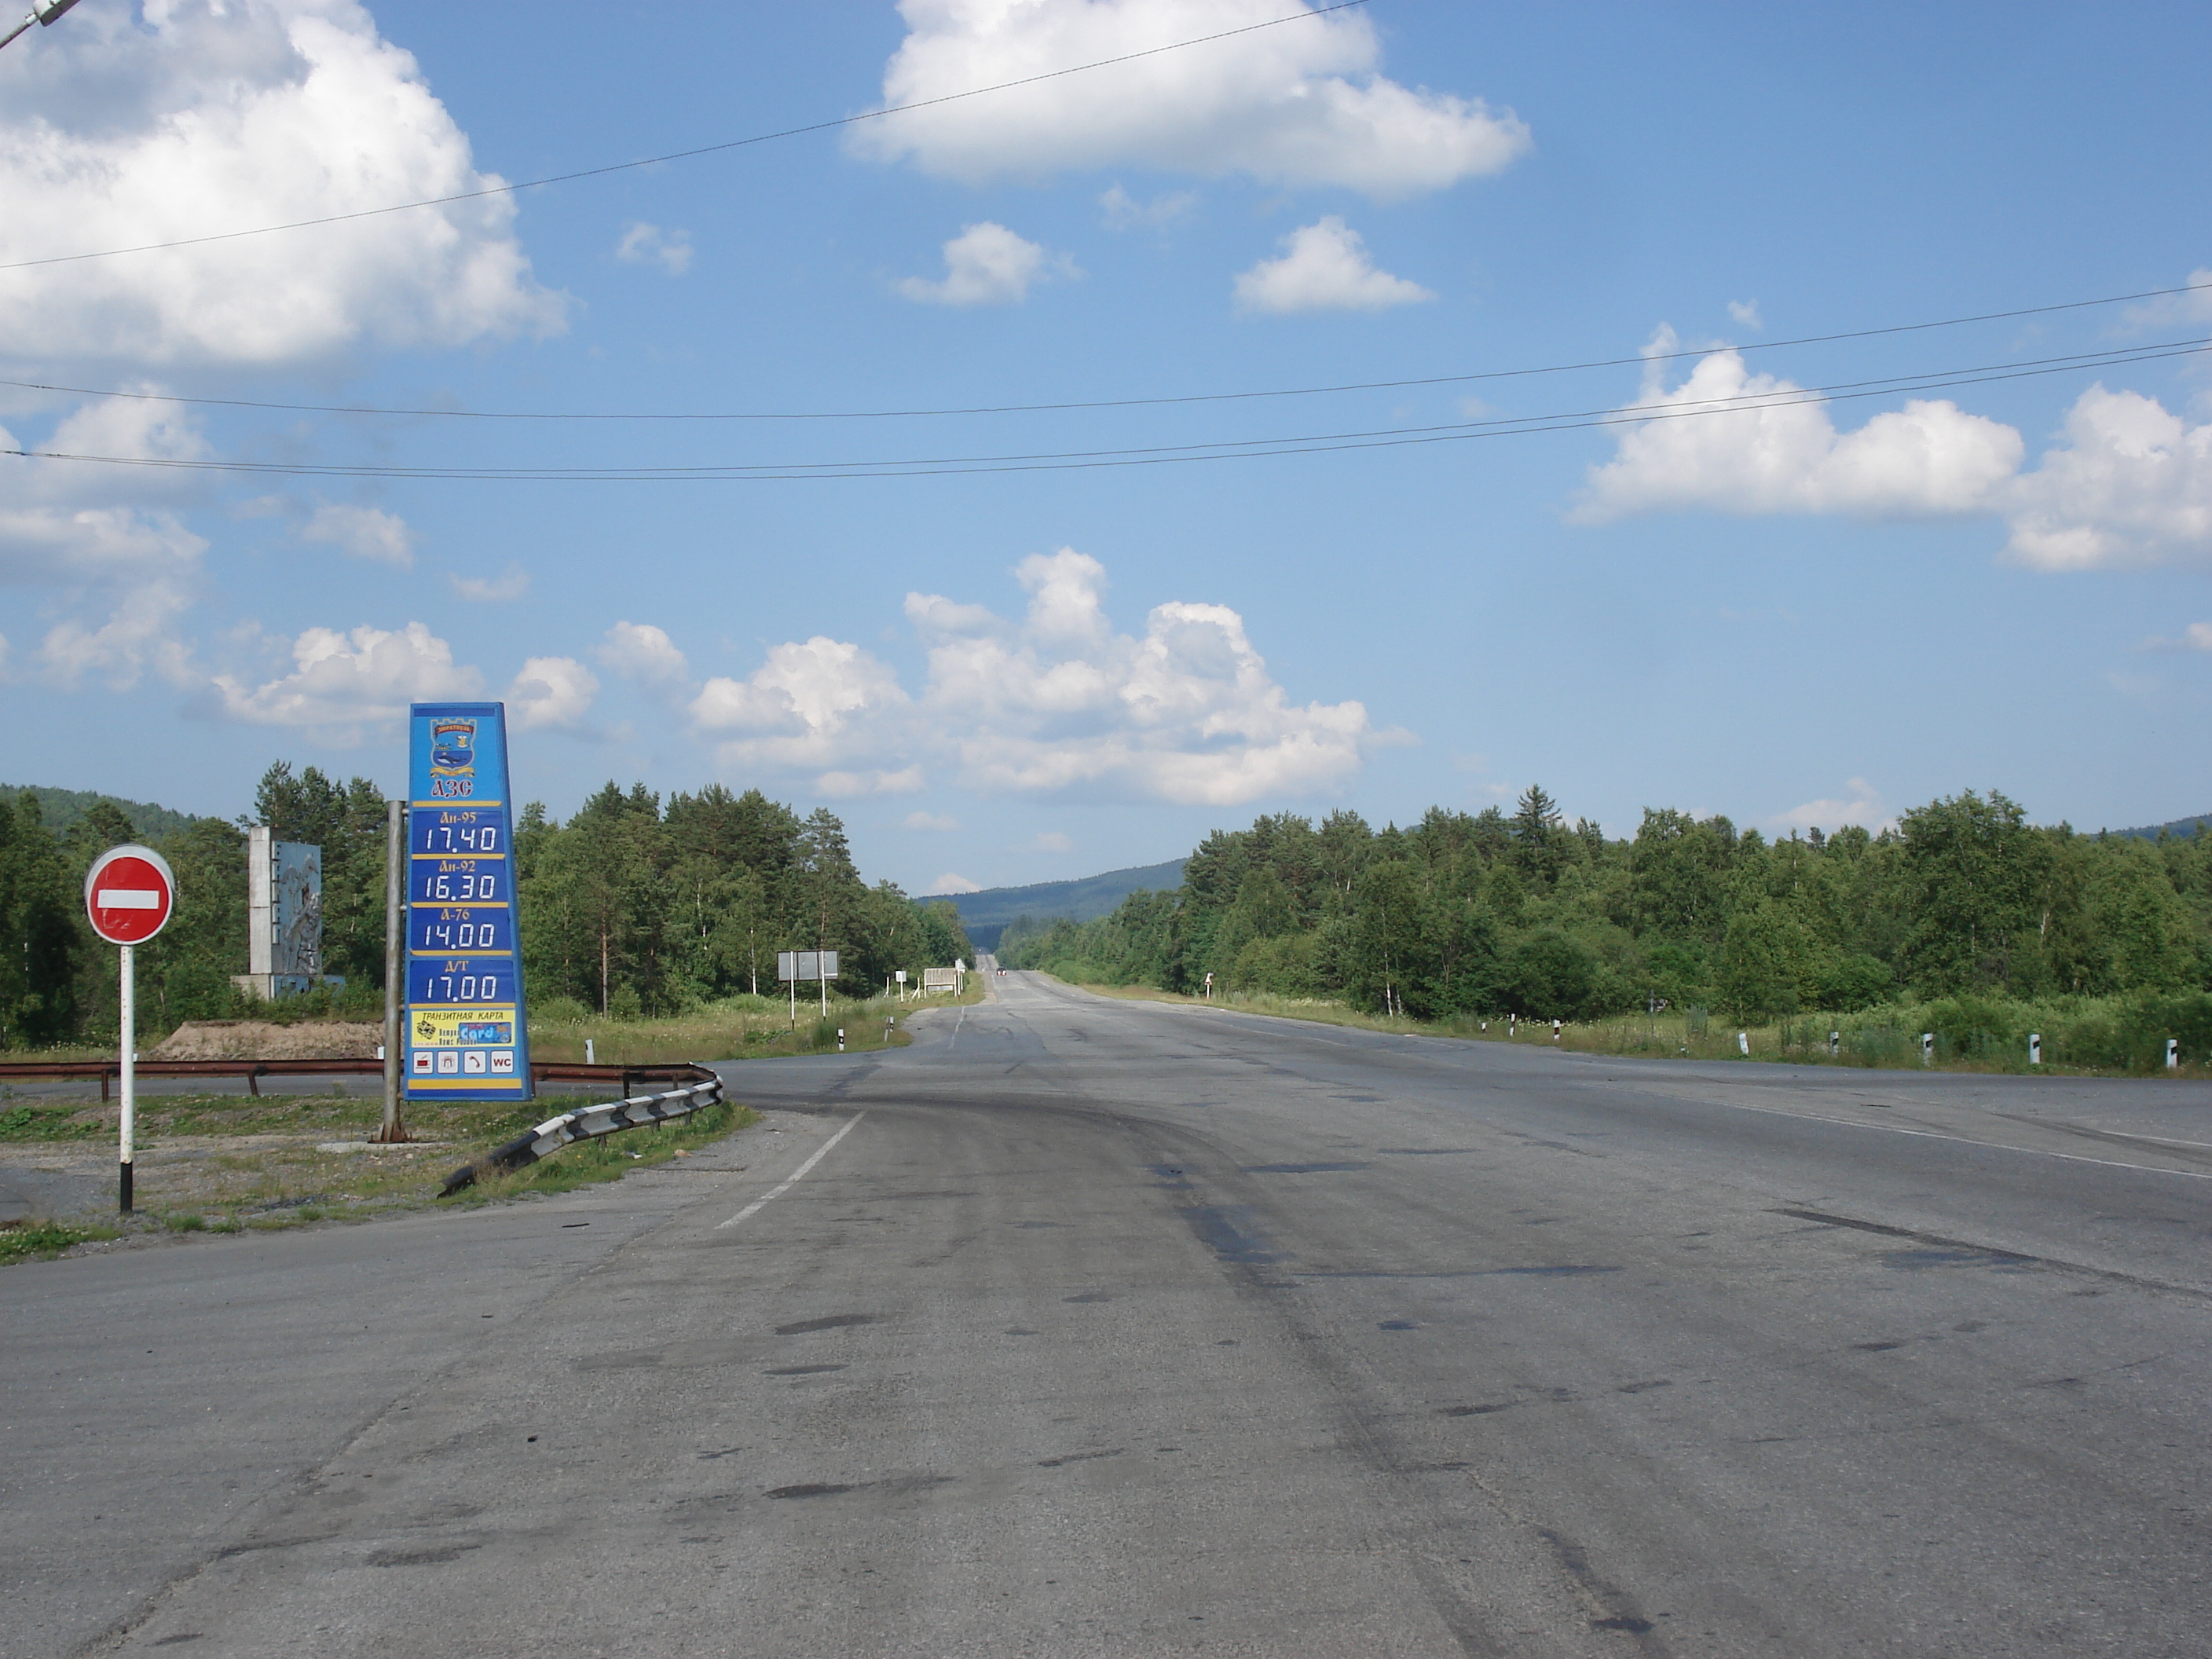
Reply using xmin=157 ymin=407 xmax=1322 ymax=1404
xmin=1232 ymin=216 xmax=1433 ymax=314
xmin=690 ymin=635 xmax=916 ymax=784
xmin=0 ymin=400 xmax=209 ymax=688
xmin=906 ymin=547 xmax=1374 ymax=804
xmin=1575 ymin=346 xmax=2023 ymax=522
xmin=2002 ymin=386 xmax=2212 ymax=569
xmin=449 ymin=566 xmax=529 ymax=602
xmin=905 ymin=811 xmax=961 ymax=831
xmin=211 ymin=620 xmax=481 ymax=729
xmin=2122 ymin=266 xmax=2212 ymax=330
xmin=2144 ymin=621 xmax=2212 ymax=652
xmin=614 ymin=221 xmax=693 ymax=276
xmin=505 ymin=654 xmax=598 ymax=731
xmin=926 ymin=873 xmax=983 ymax=895
xmin=1769 ymin=777 xmax=1895 ymax=836
xmin=0 ymin=0 xmax=565 ymax=367
xmin=302 ymin=502 xmax=413 ymax=567
xmin=1727 ymin=298 xmax=1761 ymax=330
xmin=37 ymin=580 xmax=198 ymax=692
xmin=1031 ymin=830 xmax=1074 ymax=853
xmin=852 ymin=0 xmax=1529 ymax=198
xmin=895 ymin=222 xmax=1075 ymax=306
xmin=596 ymin=619 xmax=690 ymax=692
xmin=1576 ymin=320 xmax=2212 ymax=570
xmin=818 ymin=767 xmax=925 ymax=797
xmin=1100 ymin=183 xmax=1196 ymax=230
xmin=657 ymin=549 xmax=1372 ymax=804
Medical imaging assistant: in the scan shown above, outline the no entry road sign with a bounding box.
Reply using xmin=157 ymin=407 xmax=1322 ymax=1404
xmin=84 ymin=844 xmax=176 ymax=945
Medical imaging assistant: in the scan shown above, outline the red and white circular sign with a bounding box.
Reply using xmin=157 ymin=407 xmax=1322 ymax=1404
xmin=84 ymin=844 xmax=177 ymax=945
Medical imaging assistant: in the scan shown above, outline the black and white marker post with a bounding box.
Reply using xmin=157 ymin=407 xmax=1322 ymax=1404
xmin=84 ymin=844 xmax=178 ymax=1214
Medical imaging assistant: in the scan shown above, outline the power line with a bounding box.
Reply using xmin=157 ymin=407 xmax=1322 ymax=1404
xmin=0 ymin=1 xmax=1371 ymax=273
xmin=5 ymin=277 xmax=2205 ymax=426
xmin=12 ymin=339 xmax=2202 ymax=482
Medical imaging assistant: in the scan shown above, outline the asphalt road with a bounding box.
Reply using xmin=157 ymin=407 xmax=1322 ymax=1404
xmin=5 ymin=972 xmax=2209 ymax=1657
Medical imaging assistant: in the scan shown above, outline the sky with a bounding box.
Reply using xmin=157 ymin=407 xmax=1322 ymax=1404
xmin=3 ymin=0 xmax=2210 ymax=897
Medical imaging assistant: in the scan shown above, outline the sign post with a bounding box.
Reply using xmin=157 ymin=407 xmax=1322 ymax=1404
xmin=777 ymin=950 xmax=839 ymax=1027
xmin=84 ymin=845 xmax=176 ymax=1214
xmin=403 ymin=704 xmax=532 ymax=1104
xmin=378 ymin=797 xmax=405 ymax=1141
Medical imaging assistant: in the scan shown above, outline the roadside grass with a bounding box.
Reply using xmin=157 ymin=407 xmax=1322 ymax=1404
xmin=0 ymin=1086 xmax=756 ymax=1243
xmin=0 ymin=1221 xmax=122 ymax=1265
xmin=525 ymin=981 xmax=981 ymax=1065
xmin=445 ymin=1097 xmax=754 ymax=1205
xmin=1043 ymin=977 xmax=2212 ymax=1080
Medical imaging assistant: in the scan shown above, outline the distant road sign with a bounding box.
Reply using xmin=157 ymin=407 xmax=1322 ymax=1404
xmin=777 ymin=950 xmax=839 ymax=981
xmin=84 ymin=845 xmax=176 ymax=945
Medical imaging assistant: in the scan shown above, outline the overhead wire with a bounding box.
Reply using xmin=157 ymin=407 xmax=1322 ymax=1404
xmin=11 ymin=338 xmax=2204 ymax=482
xmin=0 ymin=0 xmax=1372 ymax=273
xmin=2 ymin=278 xmax=2207 ymax=424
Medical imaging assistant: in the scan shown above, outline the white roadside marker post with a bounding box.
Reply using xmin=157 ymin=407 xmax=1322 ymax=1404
xmin=84 ymin=845 xmax=176 ymax=1216
xmin=2029 ymin=1032 xmax=2042 ymax=1066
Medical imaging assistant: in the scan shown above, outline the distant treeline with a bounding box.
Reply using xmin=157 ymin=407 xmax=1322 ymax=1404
xmin=0 ymin=767 xmax=970 ymax=1047
xmin=998 ymin=788 xmax=2212 ymax=1031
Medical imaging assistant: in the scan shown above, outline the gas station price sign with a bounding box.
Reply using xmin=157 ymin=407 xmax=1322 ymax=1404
xmin=404 ymin=703 xmax=532 ymax=1099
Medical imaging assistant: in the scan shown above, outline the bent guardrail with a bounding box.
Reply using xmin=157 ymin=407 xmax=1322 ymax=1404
xmin=439 ymin=1073 xmax=724 ymax=1196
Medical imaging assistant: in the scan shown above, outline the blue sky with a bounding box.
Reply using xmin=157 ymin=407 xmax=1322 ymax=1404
xmin=4 ymin=0 xmax=2210 ymax=894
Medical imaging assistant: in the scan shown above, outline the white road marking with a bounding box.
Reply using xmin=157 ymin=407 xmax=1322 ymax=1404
xmin=714 ymin=1112 xmax=866 ymax=1229
xmin=1696 ymin=1095 xmax=2212 ymax=1182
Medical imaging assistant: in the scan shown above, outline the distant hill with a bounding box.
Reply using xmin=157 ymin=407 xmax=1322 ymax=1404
xmin=940 ymin=858 xmax=1187 ymax=950
xmin=2111 ymin=813 xmax=2212 ymax=840
xmin=0 ymin=784 xmax=210 ymax=843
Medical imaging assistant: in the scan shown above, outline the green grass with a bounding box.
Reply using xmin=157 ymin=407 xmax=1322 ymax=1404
xmin=444 ymin=1097 xmax=755 ymax=1203
xmin=525 ymin=983 xmax=980 ymax=1065
xmin=0 ymin=1221 xmax=120 ymax=1265
xmin=1046 ymin=976 xmax=2212 ymax=1079
xmin=0 ymin=1082 xmax=759 ymax=1249
xmin=0 ymin=1104 xmax=104 ymax=1141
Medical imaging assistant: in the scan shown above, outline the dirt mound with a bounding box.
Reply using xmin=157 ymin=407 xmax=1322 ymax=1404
xmin=150 ymin=1020 xmax=383 ymax=1061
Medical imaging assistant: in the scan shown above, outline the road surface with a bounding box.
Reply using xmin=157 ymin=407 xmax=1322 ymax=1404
xmin=5 ymin=972 xmax=2208 ymax=1656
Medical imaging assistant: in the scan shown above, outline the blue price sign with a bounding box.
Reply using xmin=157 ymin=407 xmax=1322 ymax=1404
xmin=405 ymin=704 xmax=532 ymax=1099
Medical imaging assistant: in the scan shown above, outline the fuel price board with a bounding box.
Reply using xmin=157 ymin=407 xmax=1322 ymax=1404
xmin=404 ymin=702 xmax=533 ymax=1099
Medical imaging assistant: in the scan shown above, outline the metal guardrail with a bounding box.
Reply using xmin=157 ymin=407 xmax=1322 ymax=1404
xmin=439 ymin=1075 xmax=725 ymax=1196
xmin=0 ymin=1057 xmax=716 ymax=1101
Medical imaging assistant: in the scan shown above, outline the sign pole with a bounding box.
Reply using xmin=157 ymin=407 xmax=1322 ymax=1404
xmin=85 ymin=844 xmax=173 ymax=1215
xmin=378 ymin=797 xmax=405 ymax=1143
xmin=118 ymin=942 xmax=134 ymax=1214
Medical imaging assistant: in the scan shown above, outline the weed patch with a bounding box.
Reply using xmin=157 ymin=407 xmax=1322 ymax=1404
xmin=0 ymin=1221 xmax=118 ymax=1264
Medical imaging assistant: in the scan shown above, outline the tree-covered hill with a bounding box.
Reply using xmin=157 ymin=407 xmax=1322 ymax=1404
xmin=1000 ymin=788 xmax=2212 ymax=1035
xmin=0 ymin=784 xmax=207 ymax=843
xmin=941 ymin=858 xmax=1188 ymax=950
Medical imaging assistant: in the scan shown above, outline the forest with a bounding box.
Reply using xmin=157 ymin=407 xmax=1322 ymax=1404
xmin=998 ymin=787 xmax=2212 ymax=1068
xmin=0 ymin=766 xmax=970 ymax=1047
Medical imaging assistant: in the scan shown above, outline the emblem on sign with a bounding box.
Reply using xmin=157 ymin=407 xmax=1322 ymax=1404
xmin=428 ymin=719 xmax=478 ymax=798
